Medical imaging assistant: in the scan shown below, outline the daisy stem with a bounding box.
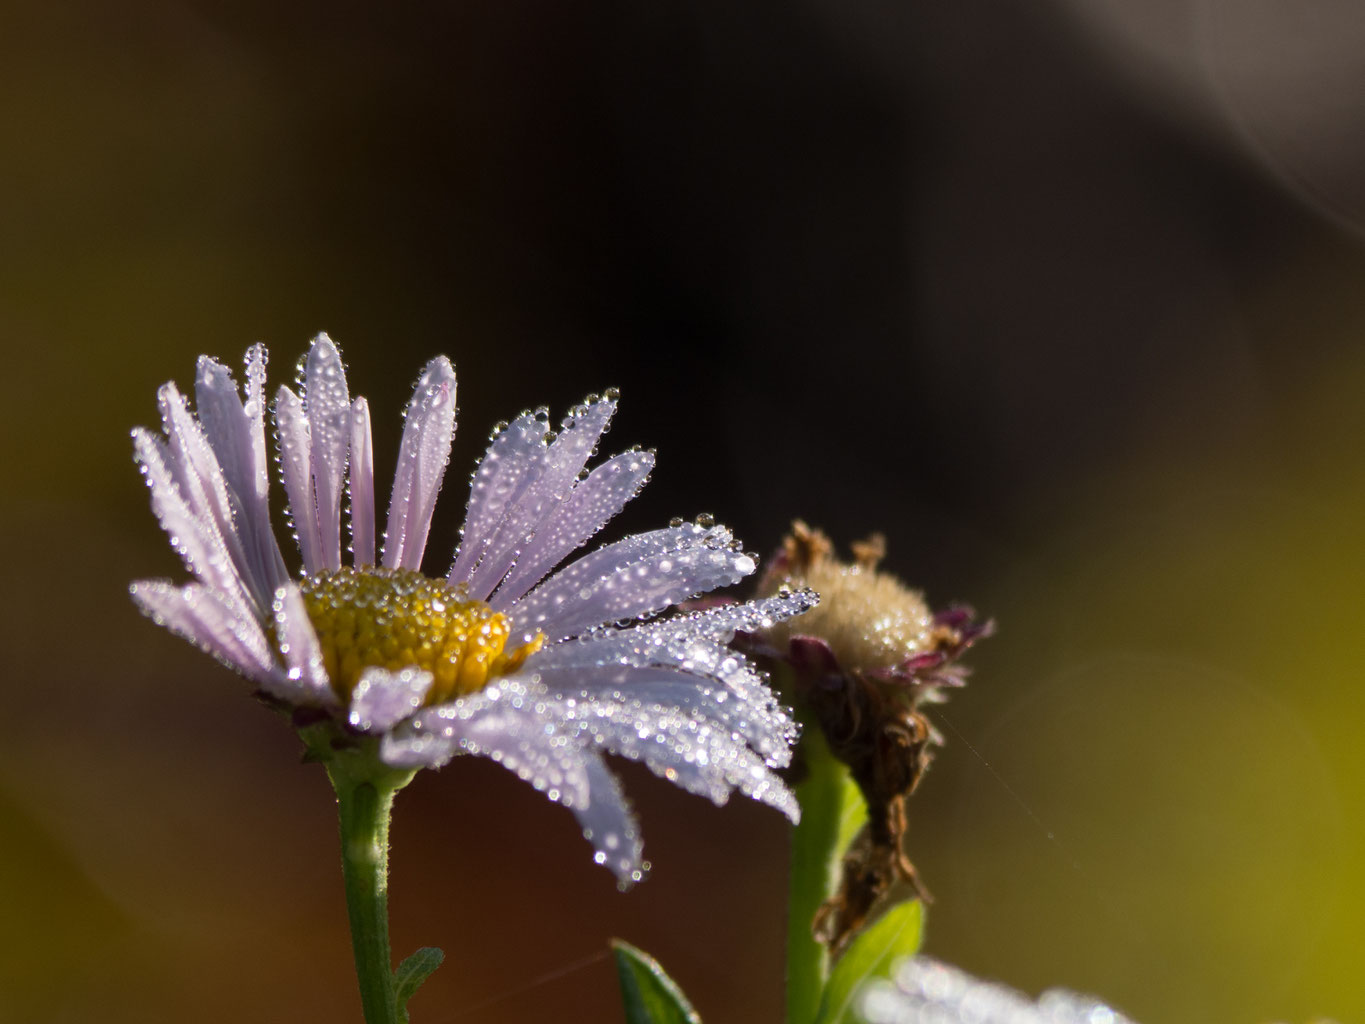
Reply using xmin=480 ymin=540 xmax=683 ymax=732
xmin=786 ymin=726 xmax=863 ymax=1024
xmin=327 ymin=752 xmax=417 ymax=1024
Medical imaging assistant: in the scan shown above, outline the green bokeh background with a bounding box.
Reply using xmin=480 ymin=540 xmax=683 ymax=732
xmin=3 ymin=3 xmax=1365 ymax=1022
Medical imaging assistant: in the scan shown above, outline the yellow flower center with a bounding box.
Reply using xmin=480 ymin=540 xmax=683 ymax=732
xmin=297 ymin=567 xmax=544 ymax=704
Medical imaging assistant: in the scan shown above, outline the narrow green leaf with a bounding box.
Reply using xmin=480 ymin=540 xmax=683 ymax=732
xmin=814 ymin=899 xmax=923 ymax=1024
xmin=611 ymin=939 xmax=702 ymax=1024
xmin=393 ymin=946 xmax=445 ymax=1023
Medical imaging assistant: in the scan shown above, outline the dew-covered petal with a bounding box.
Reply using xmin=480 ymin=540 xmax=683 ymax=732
xmin=383 ymin=356 xmax=457 ymax=571
xmin=382 ymin=674 xmax=799 ymax=877
xmin=275 ymin=384 xmax=324 ymax=573
xmin=557 ymin=696 xmax=801 ymax=823
xmin=448 ymin=411 xmax=550 ymax=584
xmin=349 ymin=666 xmax=433 ymax=732
xmin=491 ymin=446 xmax=654 ymax=608
xmin=380 ymin=681 xmax=591 ymax=812
xmin=671 ymin=588 xmax=821 ymax=640
xmin=132 ymin=427 xmax=255 ymax=617
xmin=523 ymin=595 xmax=817 ymax=765
xmin=195 ymin=354 xmax=268 ymax=511
xmin=271 ymin=582 xmax=335 ymax=706
xmin=535 ymin=665 xmax=797 ymax=765
xmin=348 ymin=396 xmax=376 ymax=567
xmin=462 ymin=395 xmax=618 ymax=600
xmin=303 ymin=335 xmax=352 ymax=571
xmin=858 ymin=957 xmax=1141 ymax=1024
xmin=381 ymin=682 xmax=645 ymax=882
xmin=1031 ymin=993 xmax=1141 ymax=1024
xmin=157 ymin=383 xmax=244 ymax=571
xmin=532 ymin=590 xmax=819 ymax=675
xmin=193 ymin=347 xmax=289 ymax=606
xmin=509 ymin=523 xmax=758 ymax=640
xmin=543 ymin=591 xmax=813 ymax=756
xmin=574 ymin=750 xmax=645 ymax=885
xmin=129 ymin=579 xmax=278 ymax=687
xmin=156 ymin=382 xmax=271 ymax=609
xmin=1036 ymin=989 xmax=1140 ymax=1024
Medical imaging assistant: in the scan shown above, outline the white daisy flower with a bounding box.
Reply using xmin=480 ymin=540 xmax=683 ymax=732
xmin=130 ymin=334 xmax=813 ymax=884
xmin=859 ymin=957 xmax=1139 ymax=1024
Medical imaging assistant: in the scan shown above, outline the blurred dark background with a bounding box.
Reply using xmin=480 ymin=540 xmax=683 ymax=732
xmin=4 ymin=1 xmax=1365 ymax=1022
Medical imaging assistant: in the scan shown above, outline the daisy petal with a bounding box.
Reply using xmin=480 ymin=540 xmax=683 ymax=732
xmin=574 ymin=750 xmax=645 ymax=884
xmin=560 ymin=697 xmax=801 ymax=823
xmin=155 ymin=383 xmax=269 ymax=605
xmin=448 ymin=411 xmax=550 ymax=584
xmin=523 ymin=594 xmax=816 ymax=765
xmin=1036 ymin=989 xmax=1139 ymax=1024
xmin=383 ymin=356 xmax=457 ymax=571
xmin=382 ymin=681 xmax=592 ymax=811
xmin=348 ymin=396 xmax=377 ymax=567
xmin=860 ymin=957 xmax=1140 ymax=1024
xmin=531 ymin=591 xmax=819 ymax=675
xmin=491 ymin=447 xmax=654 ymax=607
xmin=132 ymin=428 xmax=253 ymax=616
xmin=194 ymin=356 xmax=263 ymax=509
xmin=275 ymin=384 xmax=324 ymax=573
xmin=669 ymin=588 xmax=821 ymax=639
xmin=129 ymin=579 xmax=277 ymax=685
xmin=535 ymin=665 xmax=797 ymax=765
xmin=463 ymin=395 xmax=618 ymax=600
xmin=510 ymin=523 xmax=758 ymax=639
xmin=349 ymin=666 xmax=433 ymax=732
xmin=157 ymin=384 xmax=238 ymax=550
xmin=271 ymin=582 xmax=335 ymax=706
xmin=303 ymin=335 xmax=352 ymax=572
xmin=193 ymin=349 xmax=288 ymax=606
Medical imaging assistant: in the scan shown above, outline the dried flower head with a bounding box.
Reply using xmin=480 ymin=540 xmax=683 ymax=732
xmin=748 ymin=521 xmax=991 ymax=951
xmin=131 ymin=334 xmax=814 ymax=884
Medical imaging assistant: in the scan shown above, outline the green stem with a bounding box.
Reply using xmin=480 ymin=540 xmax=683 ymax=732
xmin=786 ymin=727 xmax=864 ymax=1024
xmin=327 ymin=751 xmax=415 ymax=1024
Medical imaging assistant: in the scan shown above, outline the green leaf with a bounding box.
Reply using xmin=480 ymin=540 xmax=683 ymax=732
xmin=392 ymin=946 xmax=445 ymax=1023
xmin=786 ymin=727 xmax=865 ymax=1024
xmin=611 ymin=939 xmax=702 ymax=1024
xmin=813 ymin=899 xmax=923 ymax=1024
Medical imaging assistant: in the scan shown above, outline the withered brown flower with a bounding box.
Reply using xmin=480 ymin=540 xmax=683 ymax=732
xmin=744 ymin=521 xmax=991 ymax=955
